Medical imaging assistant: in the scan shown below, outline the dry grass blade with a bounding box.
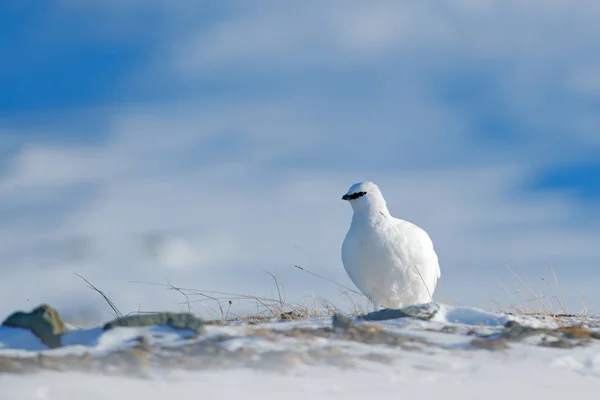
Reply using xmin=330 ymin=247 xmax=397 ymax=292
xmin=166 ymin=280 xmax=194 ymax=314
xmin=128 ymin=272 xmax=345 ymax=322
xmin=293 ymin=264 xmax=363 ymax=296
xmin=492 ymin=255 xmax=576 ymax=317
xmin=74 ymin=273 xmax=123 ymax=318
xmin=129 ymin=280 xmax=224 ymax=320
xmin=263 ymin=270 xmax=284 ymax=310
xmin=547 ymin=263 xmax=568 ymax=314
xmin=128 ymin=280 xmax=302 ymax=320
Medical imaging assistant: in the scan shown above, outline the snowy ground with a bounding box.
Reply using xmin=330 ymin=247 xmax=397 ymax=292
xmin=1 ymin=304 xmax=600 ymax=400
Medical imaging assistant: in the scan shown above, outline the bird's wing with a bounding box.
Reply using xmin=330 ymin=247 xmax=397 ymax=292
xmin=391 ymin=218 xmax=441 ymax=290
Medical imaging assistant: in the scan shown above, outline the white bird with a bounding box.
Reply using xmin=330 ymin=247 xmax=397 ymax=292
xmin=341 ymin=181 xmax=441 ymax=310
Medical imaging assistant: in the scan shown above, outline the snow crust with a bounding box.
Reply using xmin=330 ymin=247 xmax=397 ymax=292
xmin=1 ymin=304 xmax=599 ymax=399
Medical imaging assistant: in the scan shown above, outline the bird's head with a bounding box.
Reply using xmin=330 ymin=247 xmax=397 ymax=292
xmin=342 ymin=181 xmax=386 ymax=212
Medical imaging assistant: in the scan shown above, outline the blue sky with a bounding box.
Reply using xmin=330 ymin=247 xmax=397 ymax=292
xmin=1 ymin=1 xmax=599 ymax=321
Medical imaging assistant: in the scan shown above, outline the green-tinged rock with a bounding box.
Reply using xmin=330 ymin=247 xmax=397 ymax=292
xmin=501 ymin=320 xmax=547 ymax=341
xmin=2 ymin=305 xmax=66 ymax=349
xmin=103 ymin=312 xmax=205 ymax=334
xmin=359 ymin=303 xmax=439 ymax=322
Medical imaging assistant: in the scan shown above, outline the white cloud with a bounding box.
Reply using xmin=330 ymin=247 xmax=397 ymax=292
xmin=159 ymin=0 xmax=600 ymax=165
xmin=0 ymin=146 xmax=104 ymax=192
xmin=141 ymin=233 xmax=202 ymax=270
xmin=171 ymin=1 xmax=600 ymax=69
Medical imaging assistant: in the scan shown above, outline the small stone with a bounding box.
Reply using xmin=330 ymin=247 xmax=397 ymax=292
xmin=504 ymin=320 xmax=519 ymax=329
xmin=502 ymin=321 xmax=546 ymax=341
xmin=2 ymin=305 xmax=67 ymax=349
xmin=359 ymin=303 xmax=439 ymax=322
xmin=440 ymin=326 xmax=460 ymax=334
xmin=280 ymin=311 xmax=301 ymax=320
xmin=332 ymin=313 xmax=353 ymax=329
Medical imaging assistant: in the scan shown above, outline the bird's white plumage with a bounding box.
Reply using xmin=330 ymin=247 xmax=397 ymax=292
xmin=341 ymin=182 xmax=440 ymax=310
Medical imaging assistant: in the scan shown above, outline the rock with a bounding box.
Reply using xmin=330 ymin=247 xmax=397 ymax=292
xmin=2 ymin=305 xmax=66 ymax=348
xmin=501 ymin=320 xmax=546 ymax=341
xmin=103 ymin=312 xmax=205 ymax=334
xmin=332 ymin=313 xmax=353 ymax=329
xmin=280 ymin=311 xmax=303 ymax=320
xmin=359 ymin=303 xmax=439 ymax=322
xmin=440 ymin=326 xmax=460 ymax=334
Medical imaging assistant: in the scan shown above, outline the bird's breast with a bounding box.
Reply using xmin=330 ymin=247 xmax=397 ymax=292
xmin=343 ymin=220 xmax=408 ymax=270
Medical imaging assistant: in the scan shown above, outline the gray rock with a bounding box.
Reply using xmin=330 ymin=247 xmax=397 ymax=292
xmin=359 ymin=303 xmax=439 ymax=322
xmin=103 ymin=312 xmax=205 ymax=334
xmin=332 ymin=313 xmax=353 ymax=329
xmin=502 ymin=320 xmax=546 ymax=341
xmin=2 ymin=305 xmax=67 ymax=349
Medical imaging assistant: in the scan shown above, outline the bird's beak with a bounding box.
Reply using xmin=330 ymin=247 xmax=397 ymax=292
xmin=342 ymin=194 xmax=350 ymax=201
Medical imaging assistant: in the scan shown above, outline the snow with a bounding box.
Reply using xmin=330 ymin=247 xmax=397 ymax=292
xmin=432 ymin=303 xmax=510 ymax=326
xmin=0 ymin=325 xmax=196 ymax=358
xmin=0 ymin=363 xmax=595 ymax=400
xmin=1 ymin=304 xmax=599 ymax=399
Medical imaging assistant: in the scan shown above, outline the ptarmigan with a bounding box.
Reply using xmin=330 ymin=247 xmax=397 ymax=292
xmin=341 ymin=181 xmax=440 ymax=310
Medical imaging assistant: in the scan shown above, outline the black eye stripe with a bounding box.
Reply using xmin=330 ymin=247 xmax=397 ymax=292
xmin=346 ymin=191 xmax=367 ymax=200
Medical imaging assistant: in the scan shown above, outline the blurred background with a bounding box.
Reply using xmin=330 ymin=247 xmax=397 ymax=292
xmin=1 ymin=1 xmax=599 ymax=324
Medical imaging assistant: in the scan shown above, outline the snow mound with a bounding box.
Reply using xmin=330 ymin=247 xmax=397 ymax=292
xmin=432 ymin=304 xmax=510 ymax=326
